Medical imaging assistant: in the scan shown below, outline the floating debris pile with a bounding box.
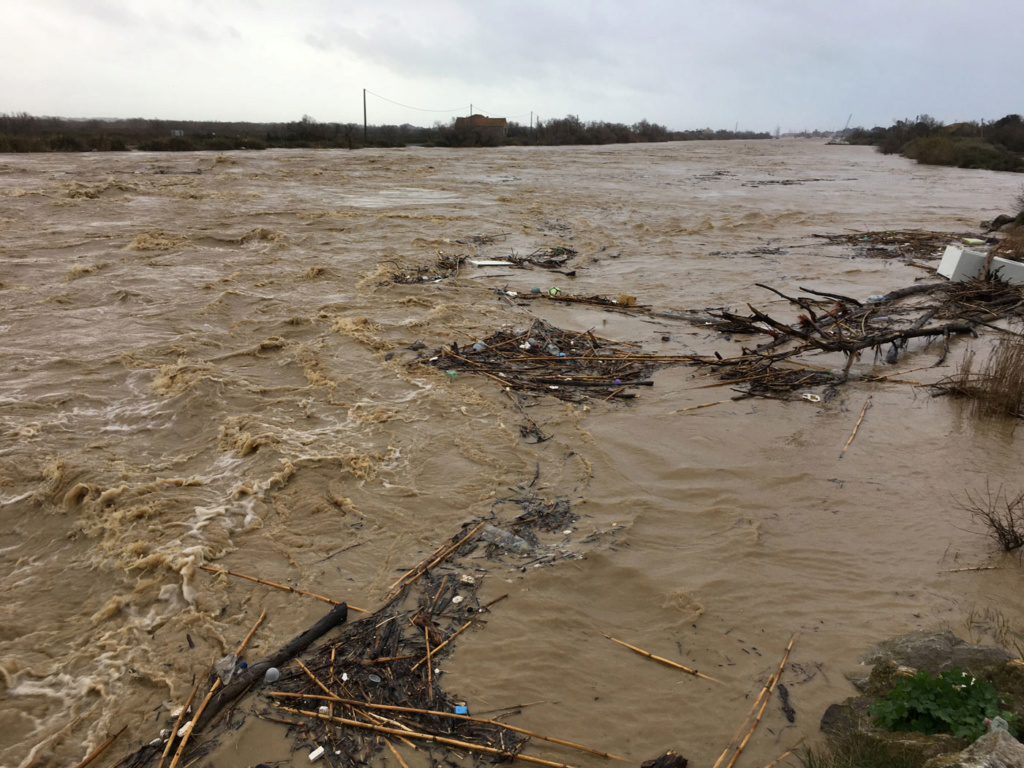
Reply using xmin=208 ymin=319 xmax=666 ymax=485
xmin=379 ymin=251 xmax=467 ymax=285
xmin=420 ymin=318 xmax=693 ymax=402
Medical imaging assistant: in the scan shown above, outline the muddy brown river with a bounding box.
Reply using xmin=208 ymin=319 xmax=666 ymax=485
xmin=2 ymin=141 xmax=1023 ymax=768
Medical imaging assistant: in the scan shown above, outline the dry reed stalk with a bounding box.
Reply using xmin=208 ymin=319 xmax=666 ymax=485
xmin=947 ymin=565 xmax=1000 ymax=572
xmin=73 ymin=725 xmax=127 ymax=768
xmin=711 ymin=674 xmax=776 ymax=768
xmin=411 ymin=619 xmax=474 ymax=671
xmin=386 ymin=739 xmax=413 ymax=768
xmin=275 ymin=705 xmax=580 ymax=768
xmin=761 ymin=746 xmax=798 ymax=768
xmin=713 ymin=634 xmax=796 ymax=768
xmin=267 ymin=692 xmax=627 ymax=760
xmin=724 ymin=677 xmax=778 ymax=768
xmin=603 ymin=635 xmax=722 ymax=683
xmin=383 ymin=521 xmax=486 ymax=601
xmin=839 ymin=395 xmax=872 ymax=457
xmin=200 ymin=565 xmax=367 ymax=612
xmin=156 ymin=686 xmax=198 ymax=768
xmin=295 ymin=658 xmax=334 ymax=697
xmin=424 ymin=627 xmax=434 ymax=700
xmin=167 ymin=610 xmax=266 ymax=768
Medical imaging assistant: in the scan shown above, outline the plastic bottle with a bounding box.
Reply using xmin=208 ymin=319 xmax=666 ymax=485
xmin=472 ymin=341 xmax=485 ymax=352
xmin=481 ymin=524 xmax=532 ymax=555
xmin=214 ymin=652 xmax=238 ymax=684
xmin=545 ymin=344 xmax=560 ymax=356
xmin=987 ymin=715 xmax=1009 ymax=732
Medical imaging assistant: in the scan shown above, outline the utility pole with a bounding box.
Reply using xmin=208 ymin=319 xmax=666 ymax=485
xmin=470 ymin=104 xmax=473 ymax=116
xmin=363 ymin=89 xmax=367 ymax=146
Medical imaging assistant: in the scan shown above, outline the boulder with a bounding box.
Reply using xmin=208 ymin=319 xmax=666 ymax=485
xmin=923 ymin=729 xmax=1024 ymax=768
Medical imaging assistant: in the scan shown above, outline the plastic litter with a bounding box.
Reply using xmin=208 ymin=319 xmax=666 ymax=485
xmin=214 ymin=652 xmax=238 ymax=684
xmin=454 ymin=705 xmax=469 ymax=715
xmin=445 ymin=369 xmax=458 ymax=380
xmin=547 ymin=286 xmax=562 ymax=296
xmin=987 ymin=715 xmax=1010 ymax=732
xmin=368 ymin=674 xmax=382 ymax=684
xmin=309 ymin=746 xmax=325 ymax=762
xmin=472 ymin=341 xmax=485 ymax=352
xmin=801 ymin=393 xmax=821 ymax=403
xmin=264 ymin=667 xmax=280 ymax=684
xmin=480 ymin=524 xmax=532 ymax=555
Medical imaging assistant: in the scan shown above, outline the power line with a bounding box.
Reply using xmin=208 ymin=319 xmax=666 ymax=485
xmin=475 ymin=106 xmax=533 ymax=120
xmin=364 ymin=90 xmax=469 ymax=114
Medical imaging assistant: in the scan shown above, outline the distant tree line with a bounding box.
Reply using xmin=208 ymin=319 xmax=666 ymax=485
xmin=845 ymin=114 xmax=1024 ymax=172
xmin=0 ymin=112 xmax=771 ymax=153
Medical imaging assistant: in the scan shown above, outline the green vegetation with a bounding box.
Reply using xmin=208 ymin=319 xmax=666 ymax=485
xmin=846 ymin=114 xmax=1024 ymax=172
xmin=869 ymin=667 xmax=1019 ymax=741
xmin=0 ymin=111 xmax=771 ymax=153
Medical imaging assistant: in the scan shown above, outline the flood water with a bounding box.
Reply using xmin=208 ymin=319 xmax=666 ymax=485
xmin=2 ymin=140 xmax=1023 ymax=768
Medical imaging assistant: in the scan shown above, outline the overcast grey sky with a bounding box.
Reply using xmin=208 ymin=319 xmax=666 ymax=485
xmin=1 ymin=0 xmax=1020 ymax=132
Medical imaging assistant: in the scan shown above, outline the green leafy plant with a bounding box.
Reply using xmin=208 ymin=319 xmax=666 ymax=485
xmin=870 ymin=667 xmax=1019 ymax=741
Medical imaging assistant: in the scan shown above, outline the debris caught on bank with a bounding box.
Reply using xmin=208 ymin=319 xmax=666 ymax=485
xmin=812 ymin=230 xmax=988 ymax=259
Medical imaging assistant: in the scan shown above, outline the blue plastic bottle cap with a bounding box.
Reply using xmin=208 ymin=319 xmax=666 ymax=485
xmin=454 ymin=705 xmax=469 ymax=715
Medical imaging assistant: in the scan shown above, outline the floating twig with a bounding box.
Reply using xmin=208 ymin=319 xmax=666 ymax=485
xmin=840 ymin=395 xmax=873 ymax=457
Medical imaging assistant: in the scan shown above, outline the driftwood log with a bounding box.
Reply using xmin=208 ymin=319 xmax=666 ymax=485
xmin=193 ymin=602 xmax=348 ymax=732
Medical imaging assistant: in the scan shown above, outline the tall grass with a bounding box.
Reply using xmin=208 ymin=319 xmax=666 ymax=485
xmin=798 ymin=732 xmax=921 ymax=768
xmin=945 ymin=333 xmax=1024 ymax=418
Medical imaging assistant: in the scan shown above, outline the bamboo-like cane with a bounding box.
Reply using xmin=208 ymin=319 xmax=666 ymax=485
xmin=713 ymin=633 xmax=797 ymax=768
xmin=424 ymin=627 xmax=434 ymax=701
xmin=840 ymin=395 xmax=872 ymax=457
xmin=73 ymin=725 xmax=127 ymax=768
xmin=761 ymin=741 xmax=801 ymax=768
xmin=200 ymin=565 xmax=367 ymax=612
xmin=604 ymin=635 xmax=722 ymax=683
xmin=947 ymin=565 xmax=1000 ymax=572
xmin=167 ymin=609 xmax=267 ymax=768
xmin=267 ymin=692 xmax=627 ymax=761
xmin=156 ymin=686 xmax=198 ymax=768
xmin=724 ymin=677 xmax=778 ymax=768
xmin=383 ymin=521 xmax=486 ymax=601
xmin=275 ymin=705 xmax=579 ymax=768
xmin=411 ymin=620 xmax=474 ymax=671
xmin=711 ymin=672 xmax=776 ymax=768
xmin=386 ymin=739 xmax=412 ymax=768
xmin=295 ymin=657 xmax=334 ymax=697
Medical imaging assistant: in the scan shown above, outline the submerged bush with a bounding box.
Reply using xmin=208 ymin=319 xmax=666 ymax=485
xmin=960 ymin=484 xmax=1024 ymax=552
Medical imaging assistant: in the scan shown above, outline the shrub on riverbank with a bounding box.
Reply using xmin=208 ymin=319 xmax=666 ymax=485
xmin=847 ymin=114 xmax=1024 ymax=173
